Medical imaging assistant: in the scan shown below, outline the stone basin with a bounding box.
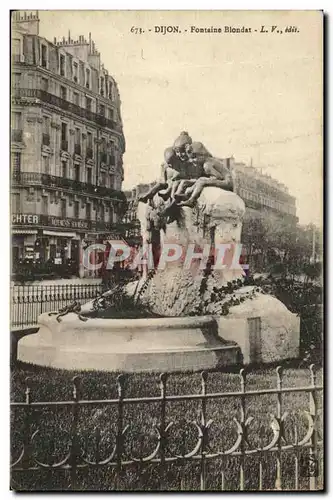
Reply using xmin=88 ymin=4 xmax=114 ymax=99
xmin=18 ymin=313 xmax=240 ymax=372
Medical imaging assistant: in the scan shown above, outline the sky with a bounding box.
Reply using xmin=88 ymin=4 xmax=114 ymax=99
xmin=38 ymin=10 xmax=323 ymax=225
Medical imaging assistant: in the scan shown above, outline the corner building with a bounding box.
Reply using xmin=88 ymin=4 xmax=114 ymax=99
xmin=11 ymin=11 xmax=126 ymax=276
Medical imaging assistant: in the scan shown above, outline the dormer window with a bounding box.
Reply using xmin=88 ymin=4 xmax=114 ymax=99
xmin=60 ymin=54 xmax=65 ymax=76
xmin=41 ymin=44 xmax=47 ymax=68
xmin=73 ymin=62 xmax=78 ymax=83
xmin=100 ymin=77 xmax=104 ymax=96
xmin=85 ymin=68 xmax=90 ymax=89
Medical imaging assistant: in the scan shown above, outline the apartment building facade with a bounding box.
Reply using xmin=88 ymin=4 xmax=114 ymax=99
xmin=11 ymin=11 xmax=126 ymax=276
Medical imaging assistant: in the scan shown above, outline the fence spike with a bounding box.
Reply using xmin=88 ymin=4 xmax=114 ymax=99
xmin=72 ymin=376 xmax=81 ymax=401
xmin=239 ymin=368 xmax=246 ymax=391
xmin=117 ymin=374 xmax=126 ymax=398
xmin=309 ymin=364 xmax=317 ymax=386
xmin=25 ymin=377 xmax=32 ymax=404
xmin=276 ymin=366 xmax=283 ymax=389
xmin=159 ymin=373 xmax=167 ymax=395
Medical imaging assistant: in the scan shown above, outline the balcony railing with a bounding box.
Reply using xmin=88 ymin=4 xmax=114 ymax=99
xmin=11 ymin=171 xmax=126 ymax=202
xmin=86 ymin=147 xmax=93 ymax=160
xmin=11 ymin=130 xmax=23 ymax=142
xmin=42 ymin=133 xmax=50 ymax=146
xmin=74 ymin=143 xmax=81 ymax=156
xmin=12 ymin=89 xmax=119 ymax=132
xmin=61 ymin=139 xmax=68 ymax=152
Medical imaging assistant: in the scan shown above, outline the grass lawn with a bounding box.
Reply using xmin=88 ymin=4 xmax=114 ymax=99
xmin=11 ymin=362 xmax=323 ymax=492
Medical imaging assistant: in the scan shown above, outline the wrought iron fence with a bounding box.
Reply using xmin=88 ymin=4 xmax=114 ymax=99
xmin=11 ymin=284 xmax=103 ymax=329
xmin=10 ymin=366 xmax=323 ymax=491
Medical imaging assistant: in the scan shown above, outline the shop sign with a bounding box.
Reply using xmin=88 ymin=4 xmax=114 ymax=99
xmin=48 ymin=217 xmax=89 ymax=230
xmin=12 ymin=214 xmax=39 ymax=224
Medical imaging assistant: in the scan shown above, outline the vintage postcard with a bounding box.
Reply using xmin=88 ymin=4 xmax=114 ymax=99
xmin=10 ymin=10 xmax=323 ymax=491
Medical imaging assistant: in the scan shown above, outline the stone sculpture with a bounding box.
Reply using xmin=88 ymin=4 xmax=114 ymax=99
xmin=18 ymin=131 xmax=300 ymax=371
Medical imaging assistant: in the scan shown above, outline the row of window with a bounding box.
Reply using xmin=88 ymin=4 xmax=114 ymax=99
xmin=12 ymin=110 xmax=117 ymax=157
xmin=11 ymin=193 xmax=115 ymax=223
xmin=239 ymin=188 xmax=295 ymax=215
xmin=12 ymin=72 xmax=116 ymax=119
xmin=41 ymin=43 xmax=113 ymax=99
xmin=11 ymin=152 xmax=116 ymax=189
xmin=42 ymin=158 xmax=115 ymax=187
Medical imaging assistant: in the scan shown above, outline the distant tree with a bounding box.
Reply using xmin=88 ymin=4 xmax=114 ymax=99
xmin=242 ymin=210 xmax=322 ymax=278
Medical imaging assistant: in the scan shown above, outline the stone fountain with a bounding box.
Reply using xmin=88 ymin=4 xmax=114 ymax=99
xmin=18 ymin=133 xmax=300 ymax=372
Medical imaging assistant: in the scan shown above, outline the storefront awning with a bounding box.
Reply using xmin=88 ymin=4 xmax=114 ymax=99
xmin=43 ymin=230 xmax=77 ymax=238
xmin=12 ymin=229 xmax=38 ymax=235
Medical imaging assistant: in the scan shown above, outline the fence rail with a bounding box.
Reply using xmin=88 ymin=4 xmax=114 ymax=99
xmin=10 ymin=366 xmax=323 ymax=491
xmin=11 ymin=284 xmax=104 ymax=329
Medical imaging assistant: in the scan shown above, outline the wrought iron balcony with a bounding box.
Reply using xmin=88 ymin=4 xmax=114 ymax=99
xmin=11 ymin=129 xmax=23 ymax=142
xmin=12 ymin=89 xmax=119 ymax=132
xmin=11 ymin=171 xmax=126 ymax=202
xmin=74 ymin=143 xmax=81 ymax=156
xmin=42 ymin=133 xmax=50 ymax=146
xmin=61 ymin=139 xmax=68 ymax=152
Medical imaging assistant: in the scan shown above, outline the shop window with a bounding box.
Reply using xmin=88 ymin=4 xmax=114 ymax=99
xmin=12 ymin=246 xmax=20 ymax=264
xmin=50 ymin=244 xmax=56 ymax=259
